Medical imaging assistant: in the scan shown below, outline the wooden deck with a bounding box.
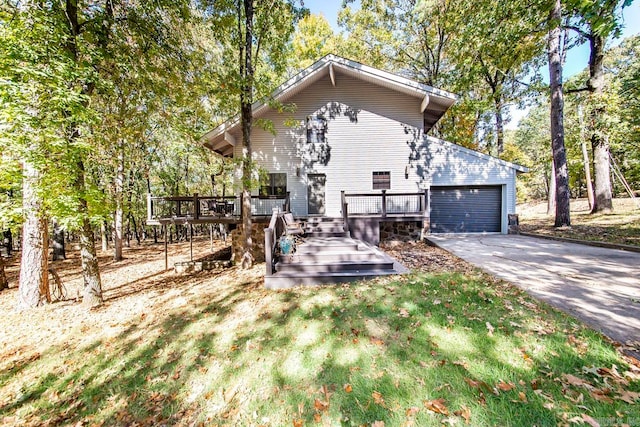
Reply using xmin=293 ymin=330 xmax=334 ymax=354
xmin=146 ymin=193 xmax=290 ymax=226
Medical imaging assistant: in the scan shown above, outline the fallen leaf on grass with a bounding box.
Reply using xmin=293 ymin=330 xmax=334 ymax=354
xmin=292 ymin=419 xmax=303 ymax=427
xmin=424 ymin=398 xmax=449 ymax=415
xmin=453 ymin=360 xmax=469 ymax=370
xmin=496 ymin=380 xmax=515 ymax=391
xmin=617 ymin=390 xmax=640 ymax=404
xmin=486 ymin=322 xmax=494 ymax=336
xmin=589 ymin=389 xmax=613 ymax=403
xmin=399 ymin=308 xmax=410 ymax=317
xmin=454 ymin=406 xmax=471 ymax=424
xmin=581 ymin=414 xmax=601 ymax=427
xmin=370 ymin=337 xmax=385 ymax=346
xmin=562 ymin=374 xmax=594 ymax=390
xmin=372 ymin=391 xmax=385 ymax=406
xmin=518 ymin=391 xmax=528 ymax=403
xmin=406 ymin=406 xmax=420 ymax=416
xmin=464 ymin=378 xmax=494 ymax=394
xmin=314 ymin=398 xmax=328 ymax=412
xmin=372 ymin=421 xmax=385 ymax=427
xmin=343 ymin=384 xmax=353 ymax=393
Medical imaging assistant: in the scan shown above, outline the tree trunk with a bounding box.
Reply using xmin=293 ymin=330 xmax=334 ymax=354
xmin=0 ymin=256 xmax=8 ymax=291
xmin=101 ymin=221 xmax=109 ymax=251
xmin=17 ymin=161 xmax=48 ymax=309
xmin=588 ymin=32 xmax=613 ymax=212
xmin=240 ymin=0 xmax=255 ymax=269
xmin=1 ymin=230 xmax=11 ymax=257
xmin=114 ymin=140 xmax=124 ymax=260
xmin=52 ymin=220 xmax=66 ymax=261
xmin=495 ymin=99 xmax=505 ymax=156
xmin=547 ymin=160 xmax=556 ymax=216
xmin=74 ymin=159 xmax=103 ymax=307
xmin=547 ymin=0 xmax=571 ymax=227
xmin=578 ymin=105 xmax=595 ymax=209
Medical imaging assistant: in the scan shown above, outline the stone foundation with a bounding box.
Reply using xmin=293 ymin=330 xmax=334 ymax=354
xmin=231 ymin=223 xmax=266 ymax=263
xmin=380 ymin=221 xmax=424 ymax=241
xmin=174 ymin=260 xmax=232 ymax=274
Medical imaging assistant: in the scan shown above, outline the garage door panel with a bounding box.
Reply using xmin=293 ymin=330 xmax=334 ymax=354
xmin=430 ymin=186 xmax=501 ymax=233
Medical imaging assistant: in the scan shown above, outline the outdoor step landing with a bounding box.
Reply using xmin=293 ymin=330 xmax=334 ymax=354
xmin=274 ymin=259 xmax=395 ymax=274
xmin=264 ymin=269 xmax=400 ymax=289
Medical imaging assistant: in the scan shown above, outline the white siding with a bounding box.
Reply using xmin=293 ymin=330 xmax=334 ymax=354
xmin=231 ymin=70 xmax=519 ymax=232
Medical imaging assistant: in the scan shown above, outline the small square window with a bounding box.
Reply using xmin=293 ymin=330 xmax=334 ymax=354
xmin=306 ymin=115 xmax=326 ymax=144
xmin=373 ymin=171 xmax=390 ymax=190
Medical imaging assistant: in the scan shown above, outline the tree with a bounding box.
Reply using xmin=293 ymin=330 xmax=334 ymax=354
xmin=548 ymin=0 xmax=571 ymax=227
xmin=206 ymin=0 xmax=302 ymax=269
xmin=565 ymin=0 xmax=632 ymax=212
xmin=452 ymin=0 xmax=546 ymax=155
xmin=291 ymin=14 xmax=338 ymax=68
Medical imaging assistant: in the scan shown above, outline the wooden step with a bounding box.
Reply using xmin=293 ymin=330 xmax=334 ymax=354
xmin=295 ymin=237 xmax=360 ymax=253
xmin=264 ymin=269 xmax=400 ymax=289
xmin=274 ymin=259 xmax=395 ymax=274
xmin=279 ymin=250 xmax=376 ymax=263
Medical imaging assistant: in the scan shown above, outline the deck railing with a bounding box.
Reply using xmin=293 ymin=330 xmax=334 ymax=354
xmin=147 ymin=192 xmax=290 ymax=222
xmin=264 ymin=210 xmax=286 ymax=277
xmin=341 ymin=190 xmax=429 ymax=218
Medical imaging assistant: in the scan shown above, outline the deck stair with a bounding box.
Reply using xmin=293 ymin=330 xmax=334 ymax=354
xmin=303 ymin=217 xmax=350 ymax=238
xmin=265 ymin=234 xmax=407 ymax=288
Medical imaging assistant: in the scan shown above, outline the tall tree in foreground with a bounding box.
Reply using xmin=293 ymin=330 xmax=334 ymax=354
xmin=206 ymin=0 xmax=301 ymax=268
xmin=17 ymin=161 xmax=49 ymax=308
xmin=565 ymin=0 xmax=632 ymax=212
xmin=239 ymin=0 xmax=255 ymax=269
xmin=547 ymin=0 xmax=571 ymax=227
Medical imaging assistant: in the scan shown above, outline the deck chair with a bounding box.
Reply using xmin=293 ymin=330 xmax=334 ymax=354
xmin=283 ymin=213 xmax=305 ymax=236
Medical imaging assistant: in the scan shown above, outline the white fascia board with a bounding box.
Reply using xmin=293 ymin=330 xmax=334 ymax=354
xmin=426 ymin=135 xmax=530 ymax=173
xmin=420 ymin=95 xmax=430 ymax=113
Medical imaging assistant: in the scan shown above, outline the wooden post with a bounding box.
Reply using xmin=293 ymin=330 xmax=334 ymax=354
xmin=264 ymin=227 xmax=273 ymax=276
xmin=193 ymin=193 xmax=199 ymax=219
xmin=381 ymin=190 xmax=387 ymax=218
xmin=422 ymin=189 xmax=430 ymax=239
xmin=341 ymin=191 xmax=350 ymax=234
xmin=164 ymin=224 xmax=168 ymax=270
xmin=147 ymin=193 xmax=153 ymax=222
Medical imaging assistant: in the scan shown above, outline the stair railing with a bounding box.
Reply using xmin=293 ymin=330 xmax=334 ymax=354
xmin=264 ymin=209 xmax=286 ymax=277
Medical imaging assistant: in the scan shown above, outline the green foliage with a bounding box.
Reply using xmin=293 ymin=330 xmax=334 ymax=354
xmin=513 ymin=34 xmax=640 ymax=200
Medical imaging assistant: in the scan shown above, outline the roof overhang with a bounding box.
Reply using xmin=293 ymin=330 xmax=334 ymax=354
xmin=202 ymin=54 xmax=458 ymax=156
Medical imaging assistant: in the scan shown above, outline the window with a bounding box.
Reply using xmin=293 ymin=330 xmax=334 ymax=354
xmin=306 ymin=115 xmax=326 ymax=144
xmin=260 ymin=173 xmax=287 ymax=197
xmin=372 ymin=171 xmax=391 ymax=190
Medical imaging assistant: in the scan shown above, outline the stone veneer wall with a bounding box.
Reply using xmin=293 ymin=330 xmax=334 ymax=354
xmin=379 ymin=221 xmax=424 ymax=242
xmin=231 ymin=224 xmax=266 ymax=263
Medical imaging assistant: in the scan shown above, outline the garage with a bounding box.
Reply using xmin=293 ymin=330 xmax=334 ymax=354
xmin=430 ymin=185 xmax=502 ymax=233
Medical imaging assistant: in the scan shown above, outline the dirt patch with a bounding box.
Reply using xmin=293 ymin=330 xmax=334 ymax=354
xmin=381 ymin=240 xmax=476 ymax=274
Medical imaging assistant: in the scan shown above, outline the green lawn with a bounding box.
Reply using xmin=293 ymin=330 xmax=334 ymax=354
xmin=1 ymin=240 xmax=639 ymax=426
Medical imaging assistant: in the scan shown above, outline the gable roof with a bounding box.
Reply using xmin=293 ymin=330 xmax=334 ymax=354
xmin=202 ymin=54 xmax=458 ymax=156
xmin=426 ymin=135 xmax=529 ymax=173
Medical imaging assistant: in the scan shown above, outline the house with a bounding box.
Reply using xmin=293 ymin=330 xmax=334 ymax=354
xmin=201 ymin=54 xmax=527 ymax=245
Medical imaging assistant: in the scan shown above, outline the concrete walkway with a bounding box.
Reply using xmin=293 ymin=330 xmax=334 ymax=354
xmin=427 ymin=234 xmax=640 ymax=352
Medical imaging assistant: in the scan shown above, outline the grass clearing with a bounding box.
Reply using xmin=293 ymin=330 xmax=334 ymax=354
xmin=518 ymin=198 xmax=640 ymax=247
xmin=0 ymin=239 xmax=639 ymax=426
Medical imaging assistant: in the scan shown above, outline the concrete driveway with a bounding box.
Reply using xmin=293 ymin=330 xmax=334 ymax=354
xmin=427 ymin=234 xmax=640 ymax=350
